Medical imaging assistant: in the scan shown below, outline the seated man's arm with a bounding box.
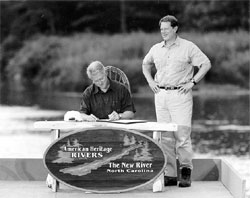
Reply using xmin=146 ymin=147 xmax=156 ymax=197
xmin=118 ymin=85 xmax=136 ymax=120
xmin=119 ymin=111 xmax=134 ymax=119
xmin=80 ymin=112 xmax=98 ymax=122
xmin=64 ymin=111 xmax=98 ymax=122
xmin=108 ymin=85 xmax=135 ymax=121
xmin=79 ymin=87 xmax=99 ymax=122
xmin=108 ymin=110 xmax=134 ymax=121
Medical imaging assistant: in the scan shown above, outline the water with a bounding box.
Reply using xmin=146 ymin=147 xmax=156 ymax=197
xmin=0 ymin=89 xmax=249 ymax=195
xmin=1 ymin=88 xmax=249 ymax=124
xmin=1 ymin=88 xmax=249 ymax=155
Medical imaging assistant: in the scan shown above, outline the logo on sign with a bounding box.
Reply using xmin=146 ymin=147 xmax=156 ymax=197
xmin=52 ymin=134 xmax=154 ymax=176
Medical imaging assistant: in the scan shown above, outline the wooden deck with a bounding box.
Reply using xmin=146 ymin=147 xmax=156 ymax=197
xmin=0 ymin=121 xmax=246 ymax=198
xmin=0 ymin=181 xmax=233 ymax=198
xmin=0 ymin=158 xmax=246 ymax=198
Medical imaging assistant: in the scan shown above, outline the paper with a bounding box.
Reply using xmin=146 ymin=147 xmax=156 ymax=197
xmin=97 ymin=119 xmax=147 ymax=124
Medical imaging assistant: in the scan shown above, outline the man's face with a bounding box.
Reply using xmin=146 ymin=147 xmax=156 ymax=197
xmin=160 ymin=22 xmax=177 ymax=42
xmin=91 ymin=72 xmax=108 ymax=90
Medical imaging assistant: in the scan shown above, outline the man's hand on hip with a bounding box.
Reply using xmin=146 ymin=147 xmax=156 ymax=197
xmin=149 ymin=80 xmax=160 ymax=94
xmin=178 ymin=82 xmax=194 ymax=94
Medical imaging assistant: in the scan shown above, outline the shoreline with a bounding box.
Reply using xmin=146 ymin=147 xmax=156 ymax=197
xmin=134 ymin=84 xmax=250 ymax=98
xmin=1 ymin=83 xmax=249 ymax=98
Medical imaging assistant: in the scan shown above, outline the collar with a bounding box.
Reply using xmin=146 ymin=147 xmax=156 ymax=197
xmin=92 ymin=77 xmax=114 ymax=94
xmin=161 ymin=36 xmax=181 ymax=48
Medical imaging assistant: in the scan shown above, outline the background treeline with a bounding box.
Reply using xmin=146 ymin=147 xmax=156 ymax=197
xmin=1 ymin=0 xmax=249 ymax=39
xmin=0 ymin=0 xmax=249 ymax=92
xmin=5 ymin=31 xmax=249 ymax=92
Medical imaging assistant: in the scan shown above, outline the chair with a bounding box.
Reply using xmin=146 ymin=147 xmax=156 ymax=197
xmin=105 ymin=66 xmax=131 ymax=94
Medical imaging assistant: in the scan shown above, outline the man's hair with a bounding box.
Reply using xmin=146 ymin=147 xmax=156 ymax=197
xmin=86 ymin=61 xmax=105 ymax=78
xmin=159 ymin=15 xmax=178 ymax=28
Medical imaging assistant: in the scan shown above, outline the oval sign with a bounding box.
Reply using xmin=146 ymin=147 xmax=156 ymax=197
xmin=44 ymin=127 xmax=166 ymax=193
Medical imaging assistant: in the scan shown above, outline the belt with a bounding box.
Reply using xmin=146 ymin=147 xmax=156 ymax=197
xmin=159 ymin=86 xmax=180 ymax=90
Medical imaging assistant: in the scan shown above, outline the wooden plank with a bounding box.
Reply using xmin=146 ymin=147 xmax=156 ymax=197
xmin=152 ymin=131 xmax=164 ymax=192
xmin=48 ymin=129 xmax=60 ymax=192
xmin=192 ymin=158 xmax=220 ymax=181
xmin=221 ymin=159 xmax=246 ymax=198
xmin=0 ymin=158 xmax=47 ymax=181
xmin=34 ymin=121 xmax=178 ymax=132
xmin=0 ymin=181 xmax=234 ymax=198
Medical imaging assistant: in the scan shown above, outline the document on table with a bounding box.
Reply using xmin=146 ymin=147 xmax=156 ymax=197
xmin=97 ymin=119 xmax=147 ymax=124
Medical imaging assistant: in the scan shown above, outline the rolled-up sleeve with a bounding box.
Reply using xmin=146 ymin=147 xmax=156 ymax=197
xmin=143 ymin=47 xmax=154 ymax=65
xmin=189 ymin=43 xmax=210 ymax=68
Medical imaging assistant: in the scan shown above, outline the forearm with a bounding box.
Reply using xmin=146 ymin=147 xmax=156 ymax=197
xmin=80 ymin=112 xmax=90 ymax=120
xmin=80 ymin=112 xmax=98 ymax=121
xmin=193 ymin=62 xmax=211 ymax=83
xmin=142 ymin=62 xmax=161 ymax=93
xmin=120 ymin=111 xmax=134 ymax=119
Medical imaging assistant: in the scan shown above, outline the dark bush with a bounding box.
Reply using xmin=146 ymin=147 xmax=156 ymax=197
xmin=5 ymin=31 xmax=249 ymax=92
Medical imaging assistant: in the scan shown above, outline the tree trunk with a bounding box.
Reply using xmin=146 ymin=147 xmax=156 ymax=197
xmin=120 ymin=0 xmax=127 ymax=33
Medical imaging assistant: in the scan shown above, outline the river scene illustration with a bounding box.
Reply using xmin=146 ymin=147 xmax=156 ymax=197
xmin=44 ymin=128 xmax=165 ymax=192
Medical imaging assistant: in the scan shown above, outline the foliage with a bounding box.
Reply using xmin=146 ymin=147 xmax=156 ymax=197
xmin=1 ymin=0 xmax=248 ymax=88
xmin=5 ymin=31 xmax=249 ymax=92
xmin=182 ymin=31 xmax=249 ymax=87
xmin=0 ymin=35 xmax=23 ymax=80
xmin=1 ymin=1 xmax=249 ymax=42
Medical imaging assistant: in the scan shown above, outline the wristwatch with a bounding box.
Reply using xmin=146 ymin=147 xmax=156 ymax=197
xmin=190 ymin=78 xmax=197 ymax=85
xmin=118 ymin=113 xmax=122 ymax=119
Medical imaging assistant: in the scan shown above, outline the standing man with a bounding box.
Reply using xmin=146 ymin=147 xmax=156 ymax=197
xmin=142 ymin=15 xmax=211 ymax=187
xmin=80 ymin=61 xmax=135 ymax=121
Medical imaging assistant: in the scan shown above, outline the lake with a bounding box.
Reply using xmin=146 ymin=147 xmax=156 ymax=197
xmin=1 ymin=88 xmax=249 ymax=156
xmin=1 ymin=89 xmax=249 ymax=124
xmin=0 ymin=88 xmax=249 ymax=195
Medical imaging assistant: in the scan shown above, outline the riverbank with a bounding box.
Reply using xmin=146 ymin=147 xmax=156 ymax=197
xmin=0 ymin=105 xmax=65 ymax=134
xmin=134 ymin=84 xmax=250 ymax=98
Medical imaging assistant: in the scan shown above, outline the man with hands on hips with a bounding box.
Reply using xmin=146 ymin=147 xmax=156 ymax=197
xmin=79 ymin=61 xmax=135 ymax=122
xmin=142 ymin=15 xmax=211 ymax=187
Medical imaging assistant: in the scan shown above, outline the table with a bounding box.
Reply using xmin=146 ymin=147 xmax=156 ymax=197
xmin=34 ymin=120 xmax=178 ymax=193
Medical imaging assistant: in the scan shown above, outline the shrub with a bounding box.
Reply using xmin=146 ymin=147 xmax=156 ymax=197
xmin=6 ymin=30 xmax=249 ymax=92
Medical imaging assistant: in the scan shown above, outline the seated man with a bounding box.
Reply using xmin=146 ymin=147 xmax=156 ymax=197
xmin=79 ymin=61 xmax=135 ymax=121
